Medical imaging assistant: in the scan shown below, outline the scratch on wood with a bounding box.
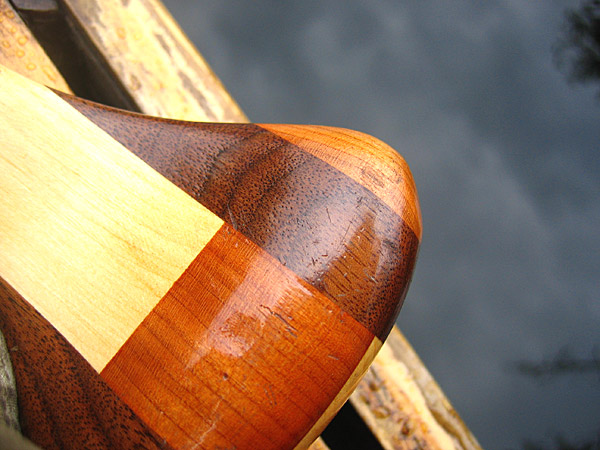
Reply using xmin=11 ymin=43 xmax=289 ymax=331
xmin=260 ymin=305 xmax=298 ymax=338
xmin=227 ymin=203 xmax=238 ymax=230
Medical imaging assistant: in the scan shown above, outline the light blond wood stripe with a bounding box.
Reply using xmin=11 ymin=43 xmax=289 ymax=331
xmin=0 ymin=66 xmax=223 ymax=371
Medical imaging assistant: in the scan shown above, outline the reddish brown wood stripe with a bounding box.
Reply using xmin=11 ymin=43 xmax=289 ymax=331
xmin=101 ymin=223 xmax=374 ymax=450
xmin=0 ymin=277 xmax=173 ymax=450
xmin=59 ymin=94 xmax=419 ymax=340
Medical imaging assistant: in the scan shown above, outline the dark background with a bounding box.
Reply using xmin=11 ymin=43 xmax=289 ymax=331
xmin=161 ymin=2 xmax=600 ymax=448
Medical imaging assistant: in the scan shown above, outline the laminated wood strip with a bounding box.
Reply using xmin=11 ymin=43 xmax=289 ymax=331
xmin=102 ymin=224 xmax=379 ymax=450
xmin=260 ymin=124 xmax=422 ymax=241
xmin=0 ymin=3 xmax=481 ymax=449
xmin=0 ymin=66 xmax=223 ymax=370
xmin=0 ymin=279 xmax=174 ymax=450
xmin=0 ymin=66 xmax=420 ymax=449
xmin=0 ymin=4 xmax=406 ymax=449
xmin=58 ymin=95 xmax=420 ymax=341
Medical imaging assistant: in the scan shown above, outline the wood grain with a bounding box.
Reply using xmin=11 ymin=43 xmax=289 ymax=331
xmin=59 ymin=0 xmax=246 ymax=121
xmin=58 ymin=94 xmax=420 ymax=341
xmin=0 ymin=279 xmax=173 ymax=450
xmin=350 ymin=328 xmax=483 ymax=450
xmin=261 ymin=124 xmax=422 ymax=241
xmin=295 ymin=334 xmax=382 ymax=450
xmin=20 ymin=3 xmax=481 ymax=447
xmin=0 ymin=65 xmax=223 ymax=370
xmin=0 ymin=0 xmax=70 ymax=92
xmin=102 ymin=223 xmax=377 ymax=449
xmin=0 ymin=65 xmax=420 ymax=449
xmin=0 ymin=3 xmax=473 ymax=450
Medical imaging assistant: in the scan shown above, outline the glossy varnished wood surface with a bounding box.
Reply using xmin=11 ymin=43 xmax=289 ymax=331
xmin=0 ymin=4 xmax=474 ymax=450
xmin=0 ymin=65 xmax=421 ymax=449
xmin=0 ymin=3 xmax=482 ymax=447
xmin=0 ymin=280 xmax=172 ymax=450
xmin=102 ymin=223 xmax=376 ymax=449
xmin=0 ymin=67 xmax=223 ymax=370
xmin=60 ymin=94 xmax=420 ymax=340
xmin=260 ymin=124 xmax=422 ymax=241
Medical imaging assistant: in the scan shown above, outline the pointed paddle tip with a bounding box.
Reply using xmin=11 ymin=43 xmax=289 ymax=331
xmin=0 ymin=59 xmax=422 ymax=450
xmin=258 ymin=124 xmax=422 ymax=242
xmin=258 ymin=124 xmax=421 ymax=341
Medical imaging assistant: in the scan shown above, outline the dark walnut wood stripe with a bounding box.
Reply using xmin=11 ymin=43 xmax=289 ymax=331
xmin=101 ymin=223 xmax=374 ymax=450
xmin=59 ymin=94 xmax=419 ymax=340
xmin=0 ymin=278 xmax=173 ymax=450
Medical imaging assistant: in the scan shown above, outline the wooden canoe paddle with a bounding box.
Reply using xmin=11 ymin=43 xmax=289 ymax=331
xmin=0 ymin=64 xmax=421 ymax=450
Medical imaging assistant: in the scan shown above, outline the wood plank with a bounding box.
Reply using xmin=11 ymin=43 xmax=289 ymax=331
xmin=60 ymin=0 xmax=247 ymax=121
xmin=350 ymin=327 xmax=483 ymax=450
xmin=0 ymin=0 xmax=70 ymax=91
